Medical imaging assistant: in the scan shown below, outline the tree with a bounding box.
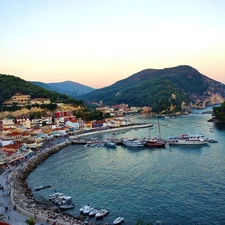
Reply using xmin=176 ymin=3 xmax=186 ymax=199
xmin=25 ymin=217 xmax=35 ymax=225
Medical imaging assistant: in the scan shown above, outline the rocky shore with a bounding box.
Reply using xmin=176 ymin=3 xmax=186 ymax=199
xmin=9 ymin=141 xmax=90 ymax=225
xmin=3 ymin=123 xmax=152 ymax=225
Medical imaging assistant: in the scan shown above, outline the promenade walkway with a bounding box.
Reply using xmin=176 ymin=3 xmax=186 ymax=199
xmin=0 ymin=122 xmax=152 ymax=225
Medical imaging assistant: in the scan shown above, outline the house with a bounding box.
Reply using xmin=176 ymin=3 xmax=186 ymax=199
xmin=15 ymin=115 xmax=31 ymax=129
xmin=5 ymin=131 xmax=23 ymax=141
xmin=65 ymin=120 xmax=79 ymax=130
xmin=12 ymin=93 xmax=30 ymax=106
xmin=30 ymin=98 xmax=51 ymax=105
xmin=41 ymin=115 xmax=52 ymax=124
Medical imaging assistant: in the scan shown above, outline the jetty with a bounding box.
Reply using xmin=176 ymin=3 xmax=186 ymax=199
xmin=70 ymin=123 xmax=153 ymax=145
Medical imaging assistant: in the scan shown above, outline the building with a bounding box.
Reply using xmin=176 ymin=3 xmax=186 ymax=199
xmin=30 ymin=98 xmax=51 ymax=105
xmin=12 ymin=93 xmax=30 ymax=106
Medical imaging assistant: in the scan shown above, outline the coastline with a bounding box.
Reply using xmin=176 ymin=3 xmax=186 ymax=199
xmin=0 ymin=123 xmax=152 ymax=225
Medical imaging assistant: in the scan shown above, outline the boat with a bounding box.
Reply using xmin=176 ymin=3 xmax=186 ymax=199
xmin=145 ymin=137 xmax=166 ymax=148
xmin=89 ymin=208 xmax=99 ymax=217
xmin=122 ymin=138 xmax=145 ymax=147
xmin=168 ymin=133 xmax=208 ymax=145
xmin=49 ymin=193 xmax=64 ymax=201
xmin=105 ymin=140 xmax=116 ymax=148
xmin=145 ymin=120 xmax=166 ymax=148
xmin=113 ymin=217 xmax=124 ymax=225
xmin=35 ymin=184 xmax=51 ymax=191
xmin=80 ymin=204 xmax=91 ymax=213
xmin=206 ymin=138 xmax=218 ymax=143
xmin=95 ymin=209 xmax=109 ymax=219
xmin=55 ymin=196 xmax=72 ymax=205
xmin=59 ymin=202 xmax=75 ymax=210
xmin=49 ymin=192 xmax=63 ymax=198
xmin=83 ymin=207 xmax=95 ymax=215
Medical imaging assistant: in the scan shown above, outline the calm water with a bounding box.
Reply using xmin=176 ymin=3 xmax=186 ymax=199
xmin=27 ymin=109 xmax=225 ymax=225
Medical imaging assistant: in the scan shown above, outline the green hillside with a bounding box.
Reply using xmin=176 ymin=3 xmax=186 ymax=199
xmin=82 ymin=65 xmax=225 ymax=112
xmin=0 ymin=74 xmax=83 ymax=106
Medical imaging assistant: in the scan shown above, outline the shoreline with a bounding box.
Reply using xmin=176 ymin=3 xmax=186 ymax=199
xmin=1 ymin=123 xmax=152 ymax=225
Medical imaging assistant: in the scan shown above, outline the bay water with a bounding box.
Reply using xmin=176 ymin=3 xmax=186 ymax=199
xmin=27 ymin=109 xmax=225 ymax=225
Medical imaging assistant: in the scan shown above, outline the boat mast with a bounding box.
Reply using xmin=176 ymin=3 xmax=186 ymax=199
xmin=158 ymin=119 xmax=161 ymax=140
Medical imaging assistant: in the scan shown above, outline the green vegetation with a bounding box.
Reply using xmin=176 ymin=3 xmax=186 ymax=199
xmin=0 ymin=74 xmax=84 ymax=107
xmin=213 ymin=102 xmax=225 ymax=122
xmin=82 ymin=65 xmax=224 ymax=113
xmin=25 ymin=217 xmax=35 ymax=225
xmin=73 ymin=109 xmax=112 ymax=121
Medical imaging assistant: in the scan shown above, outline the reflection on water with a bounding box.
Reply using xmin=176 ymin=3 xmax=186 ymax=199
xmin=27 ymin=112 xmax=225 ymax=225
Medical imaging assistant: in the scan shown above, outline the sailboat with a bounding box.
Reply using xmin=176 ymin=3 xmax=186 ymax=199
xmin=144 ymin=120 xmax=166 ymax=148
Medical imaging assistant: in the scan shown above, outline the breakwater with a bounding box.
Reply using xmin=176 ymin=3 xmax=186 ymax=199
xmin=10 ymin=141 xmax=86 ymax=225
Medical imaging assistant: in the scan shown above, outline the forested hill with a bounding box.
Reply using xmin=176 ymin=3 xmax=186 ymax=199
xmin=82 ymin=65 xmax=225 ymax=112
xmin=0 ymin=74 xmax=83 ymax=106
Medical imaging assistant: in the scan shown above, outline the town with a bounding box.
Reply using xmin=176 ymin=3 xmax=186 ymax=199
xmin=0 ymin=93 xmax=153 ymax=169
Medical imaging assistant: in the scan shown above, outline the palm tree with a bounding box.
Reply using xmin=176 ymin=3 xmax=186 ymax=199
xmin=0 ymin=213 xmax=6 ymax=221
xmin=25 ymin=217 xmax=35 ymax=225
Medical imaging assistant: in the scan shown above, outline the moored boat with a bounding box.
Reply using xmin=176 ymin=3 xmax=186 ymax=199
xmin=59 ymin=202 xmax=75 ymax=210
xmin=144 ymin=137 xmax=166 ymax=148
xmin=80 ymin=204 xmax=91 ymax=213
xmin=169 ymin=133 xmax=208 ymax=145
xmin=122 ymin=138 xmax=145 ymax=147
xmin=95 ymin=209 xmax=109 ymax=219
xmin=35 ymin=184 xmax=51 ymax=191
xmin=105 ymin=140 xmax=116 ymax=148
xmin=89 ymin=208 xmax=99 ymax=217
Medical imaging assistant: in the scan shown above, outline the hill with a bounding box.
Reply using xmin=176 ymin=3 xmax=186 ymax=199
xmin=0 ymin=74 xmax=83 ymax=106
xmin=31 ymin=80 xmax=94 ymax=98
xmin=81 ymin=65 xmax=225 ymax=112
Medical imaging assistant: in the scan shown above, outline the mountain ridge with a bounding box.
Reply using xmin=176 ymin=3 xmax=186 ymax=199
xmin=31 ymin=80 xmax=95 ymax=98
xmin=81 ymin=65 xmax=225 ymax=112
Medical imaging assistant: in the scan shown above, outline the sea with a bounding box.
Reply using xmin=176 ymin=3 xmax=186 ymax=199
xmin=27 ymin=107 xmax=225 ymax=225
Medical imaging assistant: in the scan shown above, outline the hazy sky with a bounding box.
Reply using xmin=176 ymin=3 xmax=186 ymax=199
xmin=1 ymin=0 xmax=225 ymax=88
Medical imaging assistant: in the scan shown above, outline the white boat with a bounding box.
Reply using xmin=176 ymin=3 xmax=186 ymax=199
xmin=80 ymin=204 xmax=91 ymax=213
xmin=83 ymin=207 xmax=95 ymax=215
xmin=122 ymin=139 xmax=145 ymax=147
xmin=105 ymin=140 xmax=116 ymax=148
xmin=59 ymin=202 xmax=75 ymax=210
xmin=95 ymin=209 xmax=109 ymax=218
xmin=206 ymin=138 xmax=218 ymax=143
xmin=113 ymin=217 xmax=124 ymax=224
xmin=89 ymin=208 xmax=99 ymax=217
xmin=49 ymin=192 xmax=63 ymax=198
xmin=55 ymin=196 xmax=72 ymax=205
xmin=169 ymin=133 xmax=208 ymax=145
xmin=49 ymin=192 xmax=64 ymax=201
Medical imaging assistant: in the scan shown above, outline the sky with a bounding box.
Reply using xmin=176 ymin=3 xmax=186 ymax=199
xmin=0 ymin=0 xmax=225 ymax=88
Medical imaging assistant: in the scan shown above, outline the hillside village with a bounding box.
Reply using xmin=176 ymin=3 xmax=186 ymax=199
xmin=0 ymin=93 xmax=152 ymax=169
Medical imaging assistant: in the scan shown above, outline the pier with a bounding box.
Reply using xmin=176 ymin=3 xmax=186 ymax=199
xmin=70 ymin=123 xmax=153 ymax=145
